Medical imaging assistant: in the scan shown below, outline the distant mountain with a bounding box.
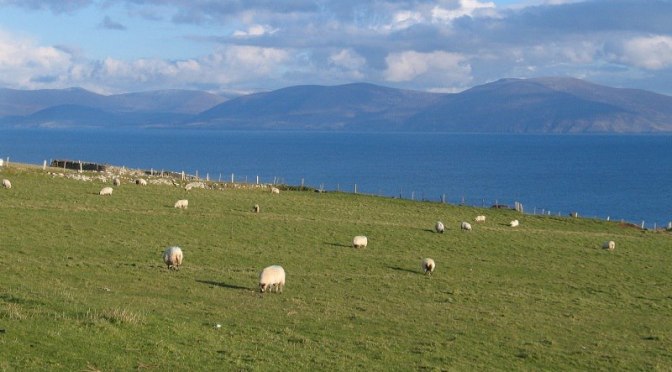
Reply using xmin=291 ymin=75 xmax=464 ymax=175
xmin=194 ymin=83 xmax=443 ymax=130
xmin=0 ymin=88 xmax=229 ymax=116
xmin=2 ymin=78 xmax=672 ymax=133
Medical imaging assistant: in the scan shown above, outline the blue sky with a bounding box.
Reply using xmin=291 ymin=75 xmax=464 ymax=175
xmin=1 ymin=0 xmax=672 ymax=95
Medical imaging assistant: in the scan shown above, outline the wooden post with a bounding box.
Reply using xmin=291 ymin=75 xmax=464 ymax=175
xmin=206 ymin=173 xmax=210 ymax=181
xmin=231 ymin=173 xmax=234 ymax=183
xmin=441 ymin=194 xmax=446 ymax=203
xmin=354 ymin=184 xmax=357 ymax=194
xmin=181 ymin=171 xmax=185 ymax=181
xmin=43 ymin=160 xmax=47 ymax=170
xmin=641 ymin=221 xmax=645 ymax=229
xmin=256 ymin=175 xmax=259 ymax=185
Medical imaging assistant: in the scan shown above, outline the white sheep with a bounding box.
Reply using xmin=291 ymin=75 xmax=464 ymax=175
xmin=136 ymin=179 xmax=148 ymax=186
xmin=422 ymin=258 xmax=436 ymax=275
xmin=259 ymin=265 xmax=285 ymax=293
xmin=163 ymin=246 xmax=184 ymax=270
xmin=2 ymin=179 xmax=11 ymax=189
xmin=253 ymin=204 xmax=260 ymax=213
xmin=602 ymin=240 xmax=616 ymax=251
xmin=461 ymin=221 xmax=472 ymax=231
xmin=474 ymin=215 xmax=486 ymax=222
xmin=174 ymin=199 xmax=189 ymax=209
xmin=113 ymin=178 xmax=121 ymax=186
xmin=435 ymin=221 xmax=445 ymax=234
xmin=510 ymin=219 xmax=519 ymax=227
xmin=352 ymin=235 xmax=368 ymax=248
xmin=271 ymin=187 xmax=280 ymax=194
xmin=99 ymin=186 xmax=113 ymax=196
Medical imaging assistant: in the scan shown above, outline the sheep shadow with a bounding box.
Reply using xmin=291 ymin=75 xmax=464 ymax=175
xmin=387 ymin=266 xmax=420 ymax=275
xmin=325 ymin=242 xmax=352 ymax=248
xmin=196 ymin=279 xmax=252 ymax=291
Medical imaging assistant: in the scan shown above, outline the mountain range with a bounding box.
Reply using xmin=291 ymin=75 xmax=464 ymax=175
xmin=2 ymin=77 xmax=672 ymax=133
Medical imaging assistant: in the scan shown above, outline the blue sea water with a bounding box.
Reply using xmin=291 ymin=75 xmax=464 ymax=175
xmin=0 ymin=128 xmax=670 ymax=227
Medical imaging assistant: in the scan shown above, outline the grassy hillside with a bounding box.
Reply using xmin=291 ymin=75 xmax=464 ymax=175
xmin=1 ymin=164 xmax=670 ymax=370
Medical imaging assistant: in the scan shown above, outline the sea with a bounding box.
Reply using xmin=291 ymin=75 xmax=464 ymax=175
xmin=1 ymin=128 xmax=670 ymax=227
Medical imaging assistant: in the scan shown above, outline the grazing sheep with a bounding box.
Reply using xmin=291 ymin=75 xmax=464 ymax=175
xmin=99 ymin=187 xmax=113 ymax=196
xmin=602 ymin=240 xmax=616 ymax=251
xmin=259 ymin=265 xmax=285 ymax=293
xmin=352 ymin=235 xmax=368 ymax=249
xmin=136 ymin=179 xmax=148 ymax=186
xmin=174 ymin=199 xmax=189 ymax=209
xmin=253 ymin=204 xmax=260 ymax=213
xmin=461 ymin=221 xmax=472 ymax=231
xmin=435 ymin=221 xmax=445 ymax=234
xmin=271 ymin=187 xmax=280 ymax=194
xmin=474 ymin=215 xmax=486 ymax=222
xmin=113 ymin=178 xmax=121 ymax=186
xmin=163 ymin=246 xmax=183 ymax=270
xmin=2 ymin=179 xmax=11 ymax=189
xmin=422 ymin=258 xmax=436 ymax=275
xmin=510 ymin=219 xmax=519 ymax=227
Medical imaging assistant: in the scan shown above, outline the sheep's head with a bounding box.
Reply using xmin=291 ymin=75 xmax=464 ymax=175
xmin=259 ymin=283 xmax=268 ymax=293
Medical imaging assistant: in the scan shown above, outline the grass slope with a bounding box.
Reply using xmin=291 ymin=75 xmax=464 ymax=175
xmin=1 ymin=164 xmax=671 ymax=370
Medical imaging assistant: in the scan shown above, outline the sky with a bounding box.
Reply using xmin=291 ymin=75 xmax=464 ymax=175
xmin=1 ymin=0 xmax=672 ymax=95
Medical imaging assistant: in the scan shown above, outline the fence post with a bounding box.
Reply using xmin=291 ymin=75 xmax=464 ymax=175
xmin=641 ymin=221 xmax=645 ymax=229
xmin=43 ymin=160 xmax=47 ymax=170
xmin=256 ymin=175 xmax=259 ymax=185
xmin=231 ymin=173 xmax=234 ymax=183
xmin=354 ymin=184 xmax=357 ymax=194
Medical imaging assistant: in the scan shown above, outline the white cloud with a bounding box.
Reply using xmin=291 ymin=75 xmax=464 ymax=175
xmin=384 ymin=50 xmax=471 ymax=84
xmin=0 ymin=30 xmax=72 ymax=87
xmin=432 ymin=0 xmax=497 ymax=23
xmin=329 ymin=49 xmax=366 ymax=70
xmin=617 ymin=35 xmax=672 ymax=70
xmin=233 ymin=24 xmax=278 ymax=38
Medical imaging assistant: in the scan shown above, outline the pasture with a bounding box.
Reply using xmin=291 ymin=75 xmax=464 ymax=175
xmin=1 ymin=163 xmax=671 ymax=370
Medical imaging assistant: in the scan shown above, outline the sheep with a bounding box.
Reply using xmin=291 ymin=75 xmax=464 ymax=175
xmin=602 ymin=240 xmax=616 ymax=251
xmin=163 ymin=246 xmax=183 ymax=270
xmin=135 ymin=179 xmax=148 ymax=186
xmin=474 ymin=215 xmax=486 ymax=222
xmin=421 ymin=258 xmax=436 ymax=275
xmin=253 ymin=204 xmax=260 ymax=213
xmin=259 ymin=265 xmax=285 ymax=293
xmin=461 ymin=221 xmax=472 ymax=231
xmin=113 ymin=178 xmax=121 ymax=186
xmin=435 ymin=221 xmax=445 ymax=234
xmin=271 ymin=187 xmax=280 ymax=194
xmin=510 ymin=219 xmax=519 ymax=227
xmin=174 ymin=199 xmax=189 ymax=209
xmin=99 ymin=186 xmax=113 ymax=196
xmin=352 ymin=235 xmax=368 ymax=249
xmin=2 ymin=179 xmax=11 ymax=189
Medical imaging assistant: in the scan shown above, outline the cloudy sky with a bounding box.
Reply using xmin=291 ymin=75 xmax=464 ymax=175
xmin=1 ymin=0 xmax=672 ymax=95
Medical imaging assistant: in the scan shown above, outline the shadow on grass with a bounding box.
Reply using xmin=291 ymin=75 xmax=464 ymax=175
xmin=325 ymin=242 xmax=352 ymax=248
xmin=196 ymin=279 xmax=252 ymax=291
xmin=387 ymin=266 xmax=419 ymax=275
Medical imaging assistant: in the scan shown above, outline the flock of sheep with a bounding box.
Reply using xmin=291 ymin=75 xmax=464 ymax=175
xmin=2 ymin=172 xmax=619 ymax=293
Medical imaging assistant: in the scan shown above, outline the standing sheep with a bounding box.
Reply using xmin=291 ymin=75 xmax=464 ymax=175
xmin=99 ymin=187 xmax=113 ymax=196
xmin=510 ymin=220 xmax=520 ymax=227
xmin=422 ymin=258 xmax=436 ymax=275
xmin=352 ymin=235 xmax=368 ymax=249
xmin=435 ymin=221 xmax=445 ymax=234
xmin=113 ymin=178 xmax=121 ymax=186
xmin=602 ymin=240 xmax=616 ymax=251
xmin=2 ymin=179 xmax=11 ymax=189
xmin=174 ymin=199 xmax=189 ymax=209
xmin=136 ymin=179 xmax=148 ymax=186
xmin=461 ymin=221 xmax=472 ymax=231
xmin=474 ymin=215 xmax=486 ymax=222
xmin=259 ymin=265 xmax=286 ymax=293
xmin=163 ymin=246 xmax=184 ymax=270
xmin=271 ymin=187 xmax=280 ymax=194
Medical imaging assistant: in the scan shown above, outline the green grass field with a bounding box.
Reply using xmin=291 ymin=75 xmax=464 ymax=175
xmin=1 ymin=163 xmax=671 ymax=370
